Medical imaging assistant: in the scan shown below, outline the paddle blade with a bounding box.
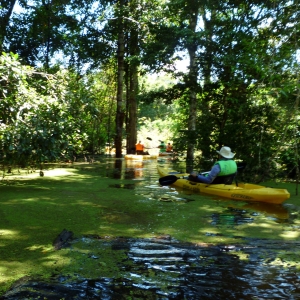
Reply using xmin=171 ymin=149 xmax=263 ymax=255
xmin=159 ymin=175 xmax=178 ymax=186
xmin=237 ymin=162 xmax=247 ymax=171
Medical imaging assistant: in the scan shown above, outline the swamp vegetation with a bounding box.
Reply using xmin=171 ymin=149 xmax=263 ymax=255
xmin=0 ymin=159 xmax=300 ymax=298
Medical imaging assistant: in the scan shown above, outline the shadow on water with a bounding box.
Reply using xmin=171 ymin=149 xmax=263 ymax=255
xmin=2 ymin=157 xmax=300 ymax=299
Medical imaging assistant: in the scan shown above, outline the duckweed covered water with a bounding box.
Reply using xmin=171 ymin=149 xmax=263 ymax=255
xmin=1 ymin=157 xmax=300 ymax=299
xmin=2 ymin=236 xmax=300 ymax=299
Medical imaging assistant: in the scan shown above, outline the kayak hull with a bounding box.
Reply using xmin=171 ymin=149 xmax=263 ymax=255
xmin=158 ymin=152 xmax=173 ymax=156
xmin=157 ymin=166 xmax=290 ymax=204
xmin=125 ymin=154 xmax=158 ymax=160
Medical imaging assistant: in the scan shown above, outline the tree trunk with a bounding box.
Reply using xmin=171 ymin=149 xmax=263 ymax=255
xmin=126 ymin=19 xmax=139 ymax=154
xmin=185 ymin=6 xmax=199 ymax=172
xmin=126 ymin=66 xmax=138 ymax=154
xmin=200 ymin=7 xmax=215 ymax=156
xmin=0 ymin=0 xmax=17 ymax=52
xmin=115 ymin=0 xmax=125 ymax=158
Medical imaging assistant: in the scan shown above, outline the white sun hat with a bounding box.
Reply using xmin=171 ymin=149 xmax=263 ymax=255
xmin=216 ymin=146 xmax=235 ymax=158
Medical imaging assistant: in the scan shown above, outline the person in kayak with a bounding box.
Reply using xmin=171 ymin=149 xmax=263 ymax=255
xmin=158 ymin=141 xmax=166 ymax=153
xmin=189 ymin=146 xmax=237 ymax=184
xmin=135 ymin=141 xmax=149 ymax=155
xmin=166 ymin=143 xmax=173 ymax=152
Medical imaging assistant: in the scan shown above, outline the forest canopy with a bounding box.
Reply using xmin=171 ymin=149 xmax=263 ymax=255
xmin=0 ymin=0 xmax=299 ymax=181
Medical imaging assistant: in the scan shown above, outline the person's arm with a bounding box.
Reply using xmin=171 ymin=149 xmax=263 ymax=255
xmin=196 ymin=164 xmax=221 ymax=183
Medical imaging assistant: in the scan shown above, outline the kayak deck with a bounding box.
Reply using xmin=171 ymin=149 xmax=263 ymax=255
xmin=157 ymin=166 xmax=290 ymax=204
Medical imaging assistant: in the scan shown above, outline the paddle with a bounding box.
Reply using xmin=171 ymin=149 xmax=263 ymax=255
xmin=159 ymin=175 xmax=180 ymax=186
xmin=159 ymin=172 xmax=207 ymax=186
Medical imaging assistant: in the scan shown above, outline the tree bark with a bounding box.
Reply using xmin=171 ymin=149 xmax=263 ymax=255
xmin=126 ymin=17 xmax=139 ymax=154
xmin=115 ymin=0 xmax=126 ymax=158
xmin=185 ymin=5 xmax=199 ymax=172
xmin=200 ymin=7 xmax=215 ymax=156
xmin=0 ymin=0 xmax=17 ymax=52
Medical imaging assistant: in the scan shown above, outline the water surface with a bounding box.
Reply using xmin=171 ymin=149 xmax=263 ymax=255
xmin=2 ymin=157 xmax=300 ymax=299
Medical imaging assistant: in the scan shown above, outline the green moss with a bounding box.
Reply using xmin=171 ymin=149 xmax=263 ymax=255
xmin=58 ymin=240 xmax=128 ymax=280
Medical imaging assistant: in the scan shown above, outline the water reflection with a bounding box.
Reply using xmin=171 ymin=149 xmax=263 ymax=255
xmin=211 ymin=207 xmax=254 ymax=226
xmin=126 ymin=160 xmax=145 ymax=179
xmin=243 ymin=202 xmax=290 ymax=221
xmin=106 ymin=158 xmax=151 ymax=180
xmin=113 ymin=159 xmax=123 ymax=179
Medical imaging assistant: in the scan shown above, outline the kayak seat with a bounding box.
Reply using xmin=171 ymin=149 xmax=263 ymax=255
xmin=212 ymin=173 xmax=237 ymax=185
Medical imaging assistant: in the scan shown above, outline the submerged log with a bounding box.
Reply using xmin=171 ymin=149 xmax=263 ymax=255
xmin=53 ymin=229 xmax=73 ymax=250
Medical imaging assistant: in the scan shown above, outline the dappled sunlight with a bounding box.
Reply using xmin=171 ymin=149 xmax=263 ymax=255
xmin=196 ymin=204 xmax=222 ymax=213
xmin=1 ymin=166 xmax=106 ymax=184
xmin=269 ymin=257 xmax=299 ymax=268
xmin=0 ymin=229 xmax=20 ymax=240
xmin=0 ymin=262 xmax=28 ymax=274
xmin=2 ymin=197 xmax=54 ymax=204
xmin=251 ymin=222 xmax=276 ymax=228
xmin=0 ymin=261 xmax=29 ymax=288
xmin=75 ymin=200 xmax=103 ymax=208
xmin=5 ymin=168 xmax=76 ymax=179
xmin=25 ymin=244 xmax=53 ymax=252
xmin=39 ymin=252 xmax=72 ymax=268
xmin=36 ymin=169 xmax=75 ymax=177
xmin=126 ymin=228 xmax=153 ymax=236
xmin=280 ymin=231 xmax=300 ymax=239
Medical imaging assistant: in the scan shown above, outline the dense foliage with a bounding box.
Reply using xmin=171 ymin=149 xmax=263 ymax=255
xmin=0 ymin=0 xmax=299 ymax=180
xmin=0 ymin=53 xmax=116 ymax=171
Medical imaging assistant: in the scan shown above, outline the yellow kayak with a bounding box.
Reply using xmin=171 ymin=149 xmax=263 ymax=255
xmin=157 ymin=166 xmax=290 ymax=204
xmin=125 ymin=154 xmax=158 ymax=160
xmin=158 ymin=152 xmax=174 ymax=156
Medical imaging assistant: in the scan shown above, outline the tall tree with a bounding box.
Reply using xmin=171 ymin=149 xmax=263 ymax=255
xmin=125 ymin=0 xmax=139 ymax=154
xmin=115 ymin=0 xmax=126 ymax=158
xmin=0 ymin=0 xmax=17 ymax=53
xmin=185 ymin=1 xmax=201 ymax=169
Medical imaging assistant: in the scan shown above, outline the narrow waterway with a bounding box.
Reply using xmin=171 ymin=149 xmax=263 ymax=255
xmin=2 ymin=157 xmax=300 ymax=299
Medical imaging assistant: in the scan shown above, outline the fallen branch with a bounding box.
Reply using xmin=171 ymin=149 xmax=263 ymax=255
xmin=53 ymin=229 xmax=73 ymax=250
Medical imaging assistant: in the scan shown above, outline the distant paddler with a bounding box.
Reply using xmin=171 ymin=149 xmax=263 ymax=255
xmin=166 ymin=143 xmax=173 ymax=152
xmin=158 ymin=141 xmax=166 ymax=153
xmin=135 ymin=141 xmax=149 ymax=155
